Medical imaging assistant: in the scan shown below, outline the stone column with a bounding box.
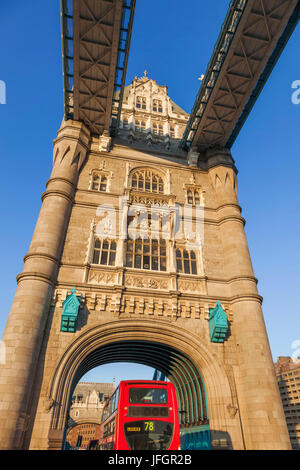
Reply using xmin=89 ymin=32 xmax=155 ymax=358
xmin=207 ymin=148 xmax=291 ymax=450
xmin=0 ymin=120 xmax=90 ymax=449
xmin=116 ymin=200 xmax=128 ymax=267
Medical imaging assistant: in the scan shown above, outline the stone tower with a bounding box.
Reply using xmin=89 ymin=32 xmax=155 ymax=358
xmin=0 ymin=74 xmax=291 ymax=450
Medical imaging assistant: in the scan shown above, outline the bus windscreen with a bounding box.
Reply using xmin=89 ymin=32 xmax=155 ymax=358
xmin=129 ymin=387 xmax=168 ymax=404
xmin=124 ymin=420 xmax=173 ymax=450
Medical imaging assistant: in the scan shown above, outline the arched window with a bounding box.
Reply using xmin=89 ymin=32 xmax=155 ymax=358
xmin=126 ymin=238 xmax=167 ymax=271
xmin=91 ymin=173 xmax=107 ymax=192
xmin=131 ymin=169 xmax=164 ymax=194
xmin=93 ymin=239 xmax=117 ymax=266
xmin=186 ymin=188 xmax=201 ymax=205
xmin=176 ymin=249 xmax=197 ymax=275
xmin=187 ymin=190 xmax=193 ymax=205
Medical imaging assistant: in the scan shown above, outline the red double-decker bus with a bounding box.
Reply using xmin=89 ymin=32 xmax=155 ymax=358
xmin=99 ymin=380 xmax=180 ymax=450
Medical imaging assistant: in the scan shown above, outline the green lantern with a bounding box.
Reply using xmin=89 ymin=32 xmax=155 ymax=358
xmin=60 ymin=287 xmax=81 ymax=333
xmin=208 ymin=301 xmax=229 ymax=343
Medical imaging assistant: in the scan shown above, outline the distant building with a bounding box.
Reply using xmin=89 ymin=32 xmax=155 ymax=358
xmin=66 ymin=422 xmax=101 ymax=450
xmin=66 ymin=381 xmax=115 ymax=449
xmin=275 ymin=357 xmax=300 ymax=449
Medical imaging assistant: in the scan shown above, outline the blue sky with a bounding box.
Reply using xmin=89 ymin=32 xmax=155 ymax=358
xmin=0 ymin=1 xmax=299 ymax=384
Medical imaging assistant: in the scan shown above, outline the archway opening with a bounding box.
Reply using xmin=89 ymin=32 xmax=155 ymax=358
xmin=62 ymin=340 xmax=209 ymax=449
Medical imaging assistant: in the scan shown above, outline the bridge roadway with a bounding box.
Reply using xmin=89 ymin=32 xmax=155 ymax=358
xmin=61 ymin=0 xmax=300 ymax=151
xmin=61 ymin=0 xmax=136 ymax=137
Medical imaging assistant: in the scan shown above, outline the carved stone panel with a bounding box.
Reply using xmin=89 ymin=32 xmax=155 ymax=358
xmin=125 ymin=273 xmax=169 ymax=291
xmin=177 ymin=278 xmax=207 ymax=294
xmin=89 ymin=270 xmax=116 ymax=286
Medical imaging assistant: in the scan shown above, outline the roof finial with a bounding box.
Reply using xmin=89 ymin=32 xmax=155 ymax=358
xmin=144 ymin=70 xmax=148 ymax=78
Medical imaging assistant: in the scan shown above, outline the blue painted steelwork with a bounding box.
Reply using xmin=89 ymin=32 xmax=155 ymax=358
xmin=110 ymin=0 xmax=136 ymax=136
xmin=226 ymin=0 xmax=300 ymax=148
xmin=60 ymin=0 xmax=135 ymax=133
xmin=180 ymin=0 xmax=248 ymax=151
xmin=180 ymin=425 xmax=211 ymax=450
xmin=60 ymin=287 xmax=81 ymax=333
xmin=60 ymin=0 xmax=74 ymax=121
xmin=208 ymin=301 xmax=229 ymax=343
xmin=152 ymin=369 xmax=166 ymax=381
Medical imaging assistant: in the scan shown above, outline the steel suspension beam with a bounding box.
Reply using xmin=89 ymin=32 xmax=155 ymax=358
xmin=181 ymin=0 xmax=300 ymax=152
xmin=60 ymin=0 xmax=136 ymax=136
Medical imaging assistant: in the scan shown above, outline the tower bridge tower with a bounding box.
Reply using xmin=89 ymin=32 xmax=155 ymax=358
xmin=1 ymin=0 xmax=298 ymax=450
xmin=0 ymin=73 xmax=290 ymax=450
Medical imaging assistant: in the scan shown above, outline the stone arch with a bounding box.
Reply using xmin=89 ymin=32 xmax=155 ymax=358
xmin=47 ymin=319 xmax=238 ymax=447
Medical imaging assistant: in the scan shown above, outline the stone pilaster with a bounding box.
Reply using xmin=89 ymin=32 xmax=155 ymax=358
xmin=0 ymin=120 xmax=90 ymax=449
xmin=207 ymin=148 xmax=291 ymax=450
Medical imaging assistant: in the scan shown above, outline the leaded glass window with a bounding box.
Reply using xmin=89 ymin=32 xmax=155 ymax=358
xmin=93 ymin=239 xmax=117 ymax=266
xmin=91 ymin=173 xmax=108 ymax=192
xmin=126 ymin=238 xmax=167 ymax=272
xmin=176 ymin=249 xmax=197 ymax=275
xmin=131 ymin=169 xmax=164 ymax=194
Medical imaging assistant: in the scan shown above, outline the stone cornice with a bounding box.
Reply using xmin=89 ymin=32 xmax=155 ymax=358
xmin=208 ymin=275 xmax=258 ymax=285
xmin=216 ymin=203 xmax=242 ymax=213
xmin=17 ymin=272 xmax=56 ymax=286
xmin=59 ymin=262 xmax=258 ymax=286
xmin=41 ymin=189 xmax=74 ymax=204
xmin=23 ymin=252 xmax=61 ymax=265
xmin=230 ymin=294 xmax=263 ymax=305
xmin=46 ymin=177 xmax=76 ymax=191
xmin=53 ymin=280 xmax=262 ymax=305
xmin=90 ymin=145 xmax=190 ymax=168
xmin=62 ymin=198 xmax=246 ymax=227
xmin=218 ymin=215 xmax=246 ymax=226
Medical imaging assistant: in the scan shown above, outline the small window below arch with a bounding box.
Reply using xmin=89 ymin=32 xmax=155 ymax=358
xmin=93 ymin=239 xmax=117 ymax=266
xmin=186 ymin=188 xmax=201 ymax=205
xmin=176 ymin=248 xmax=197 ymax=275
xmin=91 ymin=173 xmax=108 ymax=192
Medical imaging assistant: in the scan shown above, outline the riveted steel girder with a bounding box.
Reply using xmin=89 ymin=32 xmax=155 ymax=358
xmin=61 ymin=0 xmax=136 ymax=136
xmin=181 ymin=0 xmax=300 ymax=152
